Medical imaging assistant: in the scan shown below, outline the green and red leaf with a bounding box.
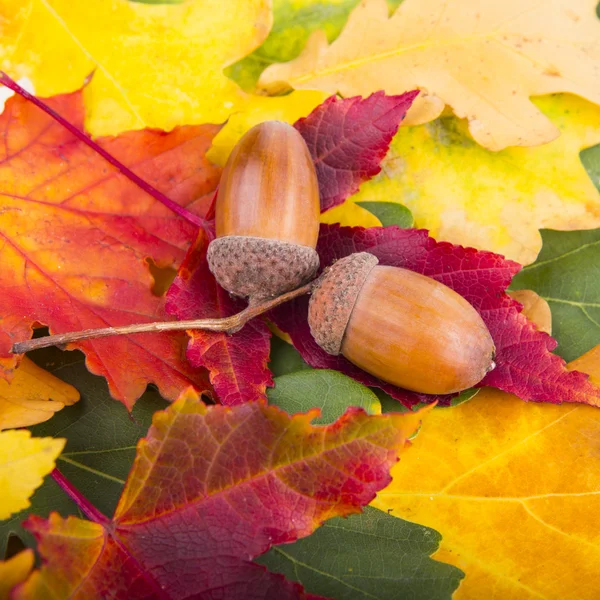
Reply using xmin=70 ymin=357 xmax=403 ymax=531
xmin=15 ymin=390 xmax=427 ymax=599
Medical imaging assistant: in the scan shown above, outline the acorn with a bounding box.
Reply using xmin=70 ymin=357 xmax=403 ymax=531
xmin=207 ymin=121 xmax=320 ymax=302
xmin=308 ymin=253 xmax=495 ymax=395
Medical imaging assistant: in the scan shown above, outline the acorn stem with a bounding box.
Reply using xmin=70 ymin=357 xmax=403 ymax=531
xmin=11 ymin=276 xmax=321 ymax=354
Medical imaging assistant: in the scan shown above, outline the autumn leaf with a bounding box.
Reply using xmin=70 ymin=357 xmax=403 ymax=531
xmin=295 ymin=91 xmax=418 ymax=212
xmin=0 ymin=88 xmax=219 ymax=408
xmin=373 ymin=344 xmax=600 ymax=599
xmin=511 ymin=228 xmax=600 ymax=362
xmin=0 ymin=358 xmax=79 ymax=430
xmin=271 ymin=224 xmax=600 ymax=408
xmin=0 ymin=430 xmax=64 ymax=520
xmin=351 ymin=94 xmax=600 ymax=265
xmin=15 ymin=389 xmax=428 ymax=599
xmin=0 ymin=348 xmax=168 ymax=554
xmin=165 ymin=230 xmax=273 ymax=405
xmin=260 ymin=0 xmax=600 ymax=151
xmin=0 ymin=0 xmax=327 ymax=148
xmin=0 ymin=549 xmax=33 ymax=600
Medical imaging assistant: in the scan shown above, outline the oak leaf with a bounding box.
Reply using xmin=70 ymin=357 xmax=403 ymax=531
xmin=0 ymin=88 xmax=219 ymax=408
xmin=0 ymin=358 xmax=79 ymax=430
xmin=15 ymin=389 xmax=427 ymax=599
xmin=350 ymin=94 xmax=600 ymax=265
xmin=165 ymin=230 xmax=273 ymax=405
xmin=259 ymin=0 xmax=600 ymax=151
xmin=271 ymin=224 xmax=600 ymax=408
xmin=0 ymin=430 xmax=64 ymax=520
xmin=373 ymin=344 xmax=600 ymax=600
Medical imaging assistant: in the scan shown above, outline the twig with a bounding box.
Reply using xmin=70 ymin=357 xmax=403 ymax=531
xmin=52 ymin=468 xmax=109 ymax=525
xmin=12 ymin=276 xmax=320 ymax=354
xmin=0 ymin=72 xmax=208 ymax=230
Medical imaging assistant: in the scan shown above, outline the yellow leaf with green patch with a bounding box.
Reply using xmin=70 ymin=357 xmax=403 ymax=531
xmin=350 ymin=95 xmax=600 ymax=264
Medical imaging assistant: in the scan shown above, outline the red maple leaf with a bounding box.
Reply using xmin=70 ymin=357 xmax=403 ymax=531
xmin=165 ymin=230 xmax=273 ymax=405
xmin=14 ymin=391 xmax=427 ymax=599
xmin=0 ymin=87 xmax=222 ymax=408
xmin=271 ymin=224 xmax=600 ymax=408
xmin=295 ymin=91 xmax=418 ymax=212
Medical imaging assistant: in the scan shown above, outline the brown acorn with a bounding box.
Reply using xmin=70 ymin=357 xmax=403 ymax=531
xmin=207 ymin=121 xmax=320 ymax=302
xmin=308 ymin=253 xmax=495 ymax=394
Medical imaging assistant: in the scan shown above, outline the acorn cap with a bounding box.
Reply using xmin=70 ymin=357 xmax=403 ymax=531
xmin=207 ymin=235 xmax=320 ymax=301
xmin=308 ymin=252 xmax=379 ymax=355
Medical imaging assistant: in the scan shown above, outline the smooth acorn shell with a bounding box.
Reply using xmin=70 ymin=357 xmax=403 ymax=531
xmin=309 ymin=253 xmax=496 ymax=395
xmin=208 ymin=121 xmax=320 ymax=300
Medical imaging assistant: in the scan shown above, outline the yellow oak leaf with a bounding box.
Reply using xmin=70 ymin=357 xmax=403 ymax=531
xmin=0 ymin=0 xmax=326 ymax=153
xmin=0 ymin=430 xmax=64 ymax=520
xmin=348 ymin=94 xmax=600 ymax=265
xmin=0 ymin=358 xmax=79 ymax=431
xmin=0 ymin=550 xmax=34 ymax=600
xmin=259 ymin=0 xmax=600 ymax=151
xmin=373 ymin=343 xmax=600 ymax=599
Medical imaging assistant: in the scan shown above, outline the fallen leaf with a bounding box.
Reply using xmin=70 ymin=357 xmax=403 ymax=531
xmin=0 ymin=0 xmax=328 ymax=163
xmin=511 ymin=228 xmax=600 ymax=361
xmin=0 ymin=549 xmax=34 ymax=600
xmin=0 ymin=348 xmax=168 ymax=555
xmin=373 ymin=345 xmax=600 ymax=600
xmin=295 ymin=91 xmax=418 ymax=212
xmin=356 ymin=201 xmax=414 ymax=228
xmin=259 ymin=506 xmax=463 ymax=599
xmin=0 ymin=357 xmax=79 ymax=430
xmin=227 ymin=0 xmax=403 ymax=91
xmin=0 ymin=88 xmax=219 ymax=408
xmin=15 ymin=389 xmax=427 ymax=599
xmin=351 ymin=94 xmax=600 ymax=265
xmin=165 ymin=230 xmax=273 ymax=405
xmin=0 ymin=430 xmax=64 ymax=520
xmin=259 ymin=0 xmax=600 ymax=151
xmin=271 ymin=224 xmax=600 ymax=408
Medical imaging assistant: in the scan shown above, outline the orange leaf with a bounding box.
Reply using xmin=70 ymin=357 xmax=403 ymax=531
xmin=0 ymin=89 xmax=222 ymax=407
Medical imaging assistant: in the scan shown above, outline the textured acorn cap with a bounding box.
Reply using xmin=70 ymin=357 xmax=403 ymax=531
xmin=207 ymin=235 xmax=320 ymax=301
xmin=308 ymin=252 xmax=379 ymax=355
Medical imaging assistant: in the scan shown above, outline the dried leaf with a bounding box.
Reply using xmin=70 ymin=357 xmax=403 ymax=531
xmin=0 ymin=89 xmax=219 ymax=408
xmin=0 ymin=358 xmax=79 ymax=430
xmin=165 ymin=230 xmax=273 ymax=405
xmin=16 ymin=390 xmax=427 ymax=599
xmin=271 ymin=224 xmax=600 ymax=408
xmin=0 ymin=431 xmax=64 ymax=520
xmin=373 ymin=345 xmax=600 ymax=599
xmin=260 ymin=0 xmax=600 ymax=150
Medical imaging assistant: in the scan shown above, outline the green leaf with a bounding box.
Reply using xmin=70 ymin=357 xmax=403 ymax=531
xmin=226 ymin=0 xmax=404 ymax=91
xmin=356 ymin=201 xmax=414 ymax=228
xmin=1 ymin=346 xmax=167 ymax=555
xmin=510 ymin=228 xmax=600 ymax=362
xmin=269 ymin=335 xmax=313 ymax=377
xmin=258 ymin=506 xmax=464 ymax=600
xmin=268 ymin=370 xmax=381 ymax=424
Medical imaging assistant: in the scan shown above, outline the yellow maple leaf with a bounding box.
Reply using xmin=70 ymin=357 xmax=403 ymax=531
xmin=0 ymin=0 xmax=326 ymax=157
xmin=0 ymin=357 xmax=79 ymax=431
xmin=346 ymin=94 xmax=600 ymax=264
xmin=0 ymin=430 xmax=64 ymax=520
xmin=374 ymin=293 xmax=600 ymax=599
xmin=259 ymin=0 xmax=600 ymax=151
xmin=0 ymin=550 xmax=34 ymax=600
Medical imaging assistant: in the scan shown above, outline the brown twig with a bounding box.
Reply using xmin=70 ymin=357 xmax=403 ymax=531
xmin=11 ymin=277 xmax=321 ymax=355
